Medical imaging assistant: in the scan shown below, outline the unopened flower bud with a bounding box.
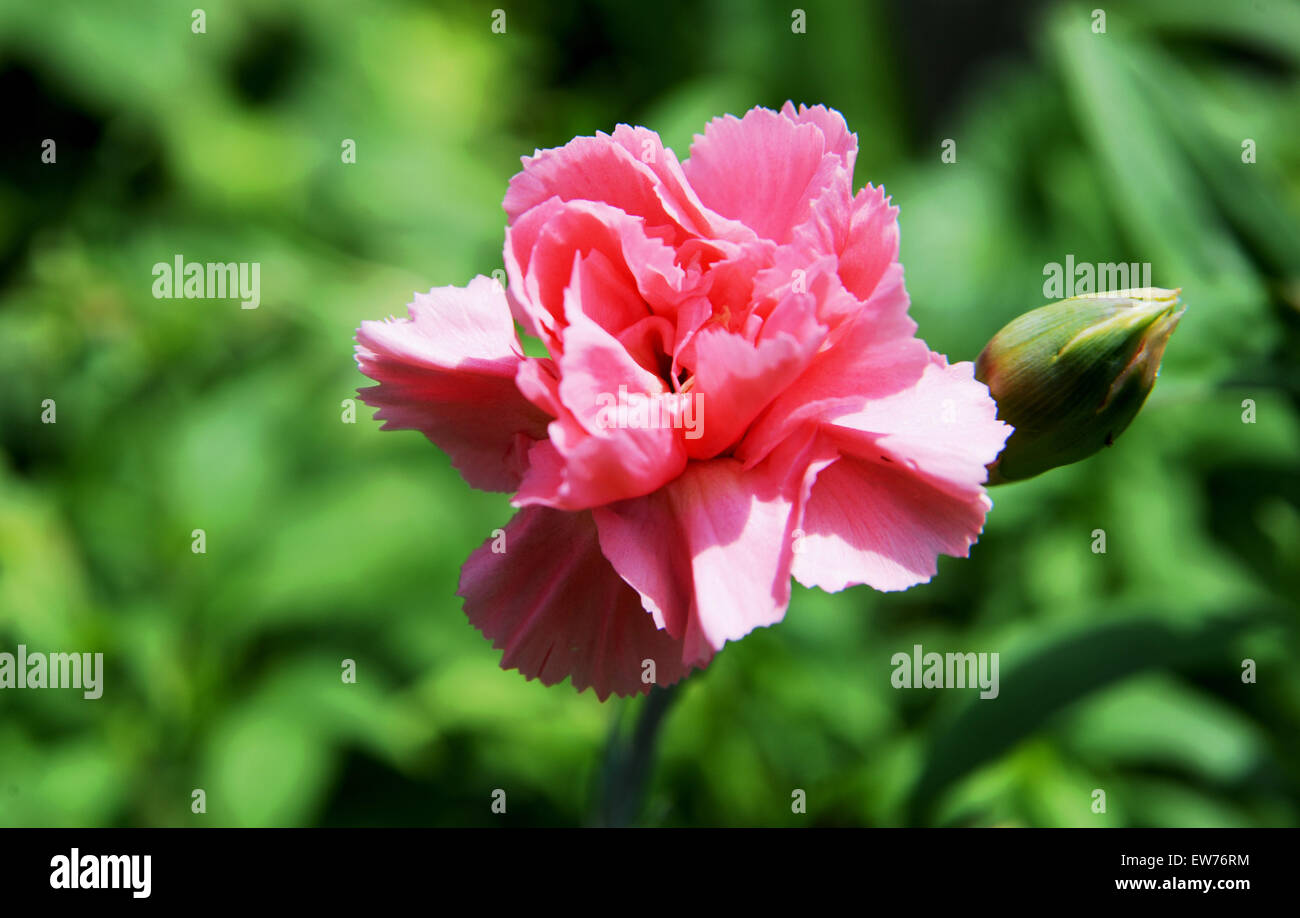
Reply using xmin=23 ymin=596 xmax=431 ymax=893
xmin=976 ymin=287 xmax=1184 ymax=483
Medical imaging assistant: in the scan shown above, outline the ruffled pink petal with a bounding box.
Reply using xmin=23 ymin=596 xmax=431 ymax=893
xmin=355 ymin=276 xmax=550 ymax=492
xmin=751 ymin=252 xmax=855 ymax=332
xmin=460 ymin=507 xmax=698 ymax=700
xmin=608 ymin=125 xmax=763 ymax=245
xmin=593 ymin=437 xmax=827 ymax=665
xmin=504 ymin=197 xmax=687 ymax=345
xmin=505 ymin=134 xmax=674 ymax=229
xmin=516 ymin=413 xmax=686 ymax=512
xmin=693 ymin=235 xmax=778 ymax=327
xmin=824 ymin=354 xmax=1012 ymax=499
xmin=789 ymin=182 xmax=899 ymax=300
xmin=789 ymin=356 xmax=1011 ymax=592
xmin=514 ymin=353 xmax=563 ymax=418
xmin=837 ymin=185 xmax=901 ymax=303
xmin=789 ymin=180 xmax=853 ymax=263
xmin=736 ymin=289 xmax=929 ymax=469
xmin=505 ymin=130 xmax=697 ymax=243
xmin=514 ymin=269 xmax=687 ymax=510
xmin=683 ymin=288 xmax=827 ymax=458
xmin=779 ymin=101 xmax=858 ymax=174
xmin=789 ymin=451 xmax=993 ymax=593
xmin=682 ymin=106 xmax=846 ymax=244
xmin=564 ymin=246 xmax=649 ymax=340
xmin=617 ymin=314 xmax=677 ymax=380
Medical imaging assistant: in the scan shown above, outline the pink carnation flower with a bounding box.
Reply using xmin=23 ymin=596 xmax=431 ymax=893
xmin=355 ymin=103 xmax=1011 ymax=699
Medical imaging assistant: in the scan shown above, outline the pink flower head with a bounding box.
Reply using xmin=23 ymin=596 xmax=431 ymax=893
xmin=355 ymin=103 xmax=1011 ymax=699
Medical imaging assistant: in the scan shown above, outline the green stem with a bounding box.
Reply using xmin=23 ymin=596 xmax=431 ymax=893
xmin=594 ymin=683 xmax=682 ymax=826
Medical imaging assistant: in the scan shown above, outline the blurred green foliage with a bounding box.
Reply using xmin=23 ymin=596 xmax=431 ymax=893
xmin=0 ymin=0 xmax=1297 ymax=827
